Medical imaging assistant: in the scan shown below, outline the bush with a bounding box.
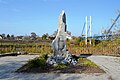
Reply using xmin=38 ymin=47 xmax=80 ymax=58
xmin=27 ymin=57 xmax=46 ymax=69
xmin=76 ymin=37 xmax=82 ymax=45
xmin=39 ymin=54 xmax=48 ymax=60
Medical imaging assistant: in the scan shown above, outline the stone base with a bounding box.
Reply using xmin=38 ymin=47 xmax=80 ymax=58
xmin=46 ymin=52 xmax=78 ymax=65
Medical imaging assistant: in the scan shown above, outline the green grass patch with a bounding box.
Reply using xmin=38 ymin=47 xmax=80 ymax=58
xmin=78 ymin=58 xmax=99 ymax=68
xmin=78 ymin=57 xmax=86 ymax=61
xmin=53 ymin=63 xmax=67 ymax=69
xmin=83 ymin=60 xmax=98 ymax=68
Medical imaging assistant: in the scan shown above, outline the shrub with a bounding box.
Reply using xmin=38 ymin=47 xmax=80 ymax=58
xmin=76 ymin=37 xmax=82 ymax=45
xmin=39 ymin=53 xmax=48 ymax=60
xmin=27 ymin=57 xmax=46 ymax=69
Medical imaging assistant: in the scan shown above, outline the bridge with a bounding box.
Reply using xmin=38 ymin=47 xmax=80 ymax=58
xmin=81 ymin=11 xmax=120 ymax=42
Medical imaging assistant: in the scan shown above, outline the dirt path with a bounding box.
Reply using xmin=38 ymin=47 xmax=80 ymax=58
xmin=88 ymin=55 xmax=120 ymax=80
xmin=0 ymin=55 xmax=110 ymax=80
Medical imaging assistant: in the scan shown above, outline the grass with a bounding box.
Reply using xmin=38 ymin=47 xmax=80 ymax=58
xmin=0 ymin=40 xmax=52 ymax=54
xmin=67 ymin=39 xmax=120 ymax=55
xmin=83 ymin=60 xmax=98 ymax=68
xmin=53 ymin=63 xmax=67 ymax=69
xmin=78 ymin=58 xmax=99 ymax=68
xmin=0 ymin=39 xmax=120 ymax=56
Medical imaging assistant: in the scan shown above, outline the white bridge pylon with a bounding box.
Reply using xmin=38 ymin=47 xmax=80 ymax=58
xmin=85 ymin=16 xmax=92 ymax=45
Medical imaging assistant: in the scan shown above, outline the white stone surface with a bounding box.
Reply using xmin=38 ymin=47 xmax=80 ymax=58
xmin=52 ymin=10 xmax=67 ymax=57
xmin=88 ymin=55 xmax=120 ymax=80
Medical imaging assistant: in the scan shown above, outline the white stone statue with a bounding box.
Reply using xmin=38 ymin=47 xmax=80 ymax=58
xmin=52 ymin=10 xmax=67 ymax=57
xmin=47 ymin=10 xmax=77 ymax=65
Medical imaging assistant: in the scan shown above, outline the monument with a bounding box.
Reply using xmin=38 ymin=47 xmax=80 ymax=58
xmin=52 ymin=10 xmax=67 ymax=58
xmin=47 ymin=10 xmax=77 ymax=65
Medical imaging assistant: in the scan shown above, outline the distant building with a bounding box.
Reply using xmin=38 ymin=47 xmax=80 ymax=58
xmin=15 ymin=36 xmax=24 ymax=40
xmin=0 ymin=35 xmax=3 ymax=39
xmin=23 ymin=36 xmax=30 ymax=40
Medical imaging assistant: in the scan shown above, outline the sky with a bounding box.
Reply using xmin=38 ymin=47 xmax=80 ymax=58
xmin=0 ymin=0 xmax=120 ymax=36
